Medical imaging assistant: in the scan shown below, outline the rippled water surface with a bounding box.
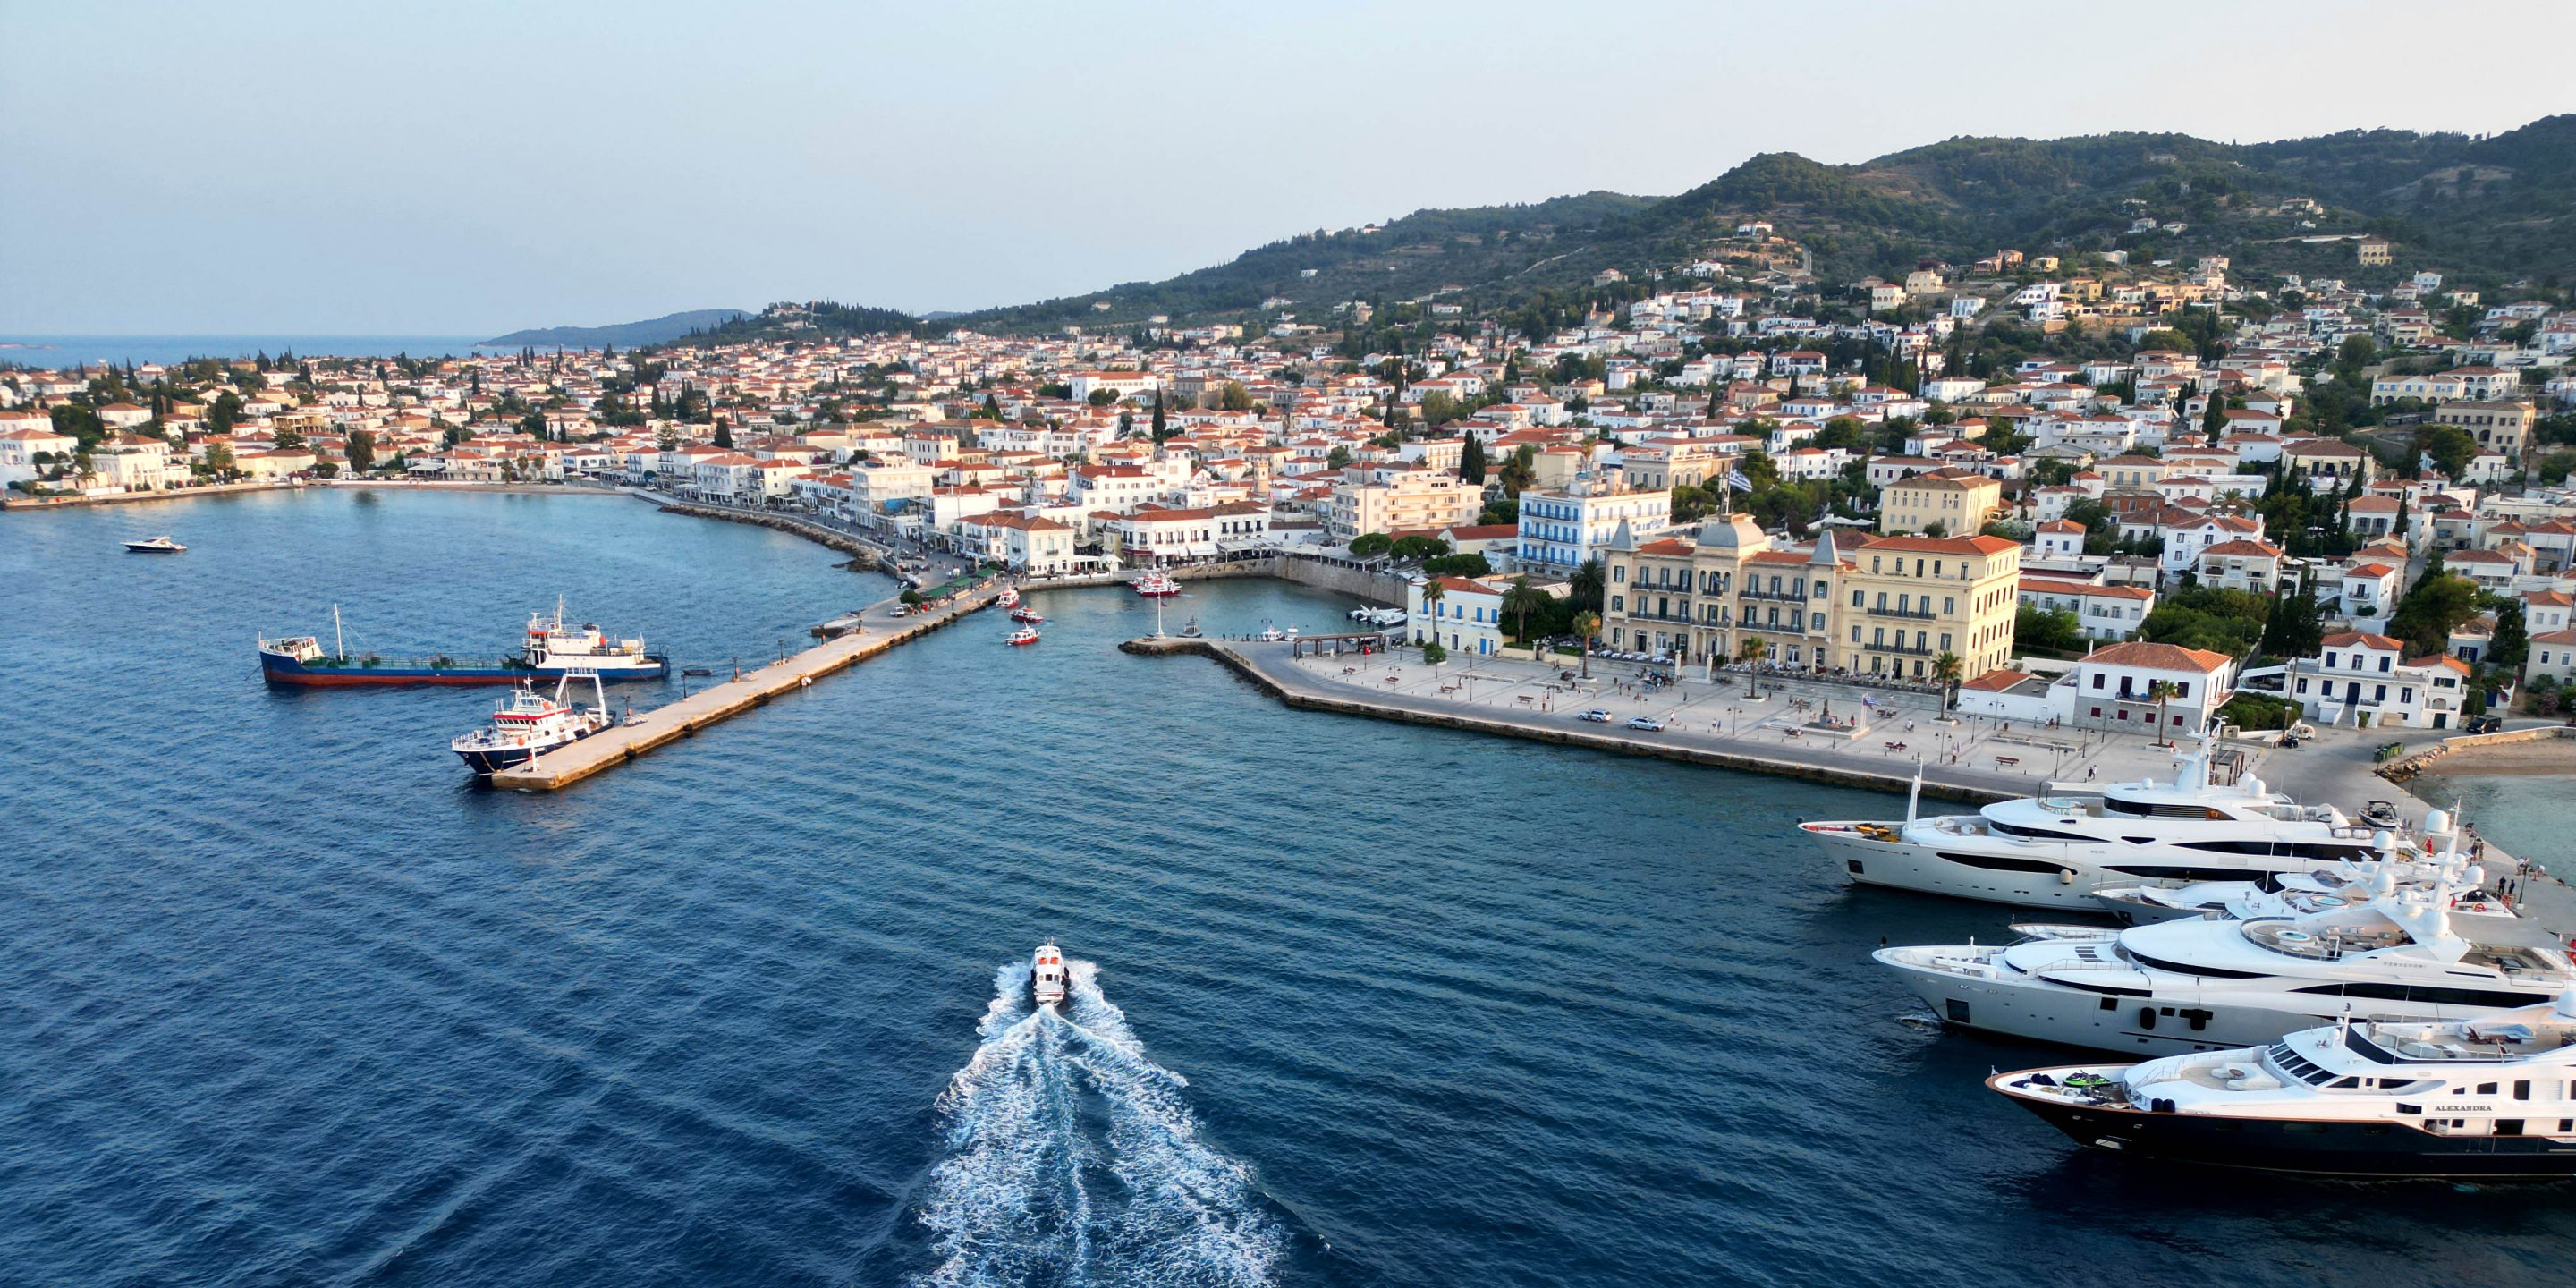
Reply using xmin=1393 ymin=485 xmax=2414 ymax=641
xmin=7 ymin=490 xmax=2575 ymax=1287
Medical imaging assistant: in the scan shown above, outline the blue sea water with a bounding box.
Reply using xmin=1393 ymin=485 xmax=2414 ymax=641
xmin=6 ymin=490 xmax=2576 ymax=1288
xmin=1 ymin=335 xmax=519 ymax=369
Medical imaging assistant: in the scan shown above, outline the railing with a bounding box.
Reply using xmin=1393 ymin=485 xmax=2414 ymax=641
xmin=1736 ymin=588 xmax=1808 ymax=602
xmin=1864 ymin=606 xmax=1939 ymax=620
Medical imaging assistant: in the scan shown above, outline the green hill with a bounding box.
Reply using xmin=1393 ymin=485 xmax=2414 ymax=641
xmin=483 ymin=309 xmax=749 ymax=348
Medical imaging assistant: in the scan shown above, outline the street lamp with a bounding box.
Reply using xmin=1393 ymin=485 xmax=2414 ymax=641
xmin=1729 ymin=704 xmax=1743 ymax=739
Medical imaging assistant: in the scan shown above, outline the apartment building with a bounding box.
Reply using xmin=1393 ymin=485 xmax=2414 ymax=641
xmin=1327 ymin=469 xmax=1480 ymax=542
xmin=1877 ymin=467 xmax=2003 ymax=536
xmin=1837 ymin=534 xmax=2022 ymax=681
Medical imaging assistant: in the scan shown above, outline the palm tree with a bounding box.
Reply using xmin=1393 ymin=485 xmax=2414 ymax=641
xmin=1572 ymin=611 xmax=1600 ymax=678
xmin=2147 ymin=679 xmax=2179 ymax=747
xmin=1932 ymin=650 xmax=1964 ymax=711
xmin=1503 ymin=575 xmax=1550 ymax=652
xmin=1417 ymin=580 xmax=1445 ymax=649
xmin=1737 ymin=634 xmax=1768 ymax=698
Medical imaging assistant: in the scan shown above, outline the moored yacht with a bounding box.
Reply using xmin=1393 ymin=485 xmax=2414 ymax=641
xmin=450 ymin=672 xmax=613 ymax=775
xmin=2090 ymin=817 xmax=2513 ymax=925
xmin=1877 ymin=843 xmax=2576 ymax=1057
xmin=1031 ymin=944 xmax=1067 ymax=1008
xmin=1131 ymin=570 xmax=1180 ymax=597
xmin=1989 ymin=992 xmax=2576 ymax=1177
xmin=1801 ymin=735 xmax=2397 ymax=910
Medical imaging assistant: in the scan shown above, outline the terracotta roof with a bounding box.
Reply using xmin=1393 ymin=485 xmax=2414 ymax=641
xmin=2321 ymin=631 xmax=2402 ymax=650
xmin=2082 ymin=640 xmax=2234 ymax=674
xmin=1860 ymin=534 xmax=2020 ymax=556
xmin=1960 ymin=669 xmax=2034 ymax=693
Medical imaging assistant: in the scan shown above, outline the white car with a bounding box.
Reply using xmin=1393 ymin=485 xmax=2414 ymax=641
xmin=1625 ymin=716 xmax=1666 ymax=732
xmin=1577 ymin=708 xmax=1614 ymax=723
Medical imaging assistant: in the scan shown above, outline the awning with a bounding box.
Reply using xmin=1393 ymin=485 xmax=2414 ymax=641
xmin=1177 ymin=542 xmax=1220 ymax=558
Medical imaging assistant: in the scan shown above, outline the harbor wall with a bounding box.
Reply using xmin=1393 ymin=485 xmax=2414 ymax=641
xmin=1268 ymin=555 xmax=1411 ymax=606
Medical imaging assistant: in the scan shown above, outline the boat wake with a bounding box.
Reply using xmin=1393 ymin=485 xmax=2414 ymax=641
xmin=911 ymin=958 xmax=1282 ymax=1288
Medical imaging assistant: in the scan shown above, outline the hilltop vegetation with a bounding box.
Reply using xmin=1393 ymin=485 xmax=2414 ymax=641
xmin=483 ymin=309 xmax=750 ymax=349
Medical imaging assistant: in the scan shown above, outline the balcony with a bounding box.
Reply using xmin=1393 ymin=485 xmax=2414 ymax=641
xmin=1737 ymin=588 xmax=1808 ymax=602
xmin=1623 ymin=611 xmax=1697 ymax=625
xmin=1870 ymin=641 xmax=1939 ymax=657
xmin=1864 ymin=606 xmax=1939 ymax=621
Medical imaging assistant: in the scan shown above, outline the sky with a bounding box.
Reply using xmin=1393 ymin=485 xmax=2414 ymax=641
xmin=5 ymin=0 xmax=2572 ymax=336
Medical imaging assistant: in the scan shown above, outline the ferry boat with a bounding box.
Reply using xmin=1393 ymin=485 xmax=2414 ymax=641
xmin=1988 ymin=992 xmax=2576 ymax=1177
xmin=996 ymin=586 xmax=1021 ymax=610
xmin=1004 ymin=625 xmax=1041 ymax=646
xmin=450 ymin=672 xmax=613 ymax=775
xmin=1031 ymin=943 xmax=1068 ymax=1008
xmin=1799 ymin=734 xmax=2398 ymax=910
xmin=1009 ymin=606 xmax=1046 ymax=623
xmin=1131 ymin=570 xmax=1180 ymax=597
xmin=258 ymin=602 xmax=668 ymax=686
xmin=123 ymin=535 xmax=186 ymax=553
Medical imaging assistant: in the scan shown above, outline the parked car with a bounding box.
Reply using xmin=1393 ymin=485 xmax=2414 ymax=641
xmin=1626 ymin=716 xmax=1666 ymax=732
xmin=2465 ymin=714 xmax=2504 ymax=734
xmin=1577 ymin=709 xmax=1614 ymax=723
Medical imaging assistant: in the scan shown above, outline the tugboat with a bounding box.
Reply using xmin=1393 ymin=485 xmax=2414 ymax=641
xmin=449 ymin=672 xmax=613 ymax=775
xmin=1989 ymin=989 xmax=2576 ymax=1178
xmin=123 ymin=535 xmax=187 ymax=554
xmin=1031 ymin=944 xmax=1068 ymax=1009
xmin=1131 ymin=570 xmax=1180 ymax=597
xmin=259 ymin=601 xmax=667 ymax=686
xmin=1004 ymin=625 xmax=1041 ymax=647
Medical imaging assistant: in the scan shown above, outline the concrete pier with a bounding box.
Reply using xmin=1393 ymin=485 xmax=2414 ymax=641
xmin=490 ymin=582 xmax=1002 ymax=791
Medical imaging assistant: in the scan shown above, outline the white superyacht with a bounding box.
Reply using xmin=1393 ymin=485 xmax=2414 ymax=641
xmin=1877 ymin=842 xmax=2575 ymax=1058
xmin=1800 ymin=734 xmax=2399 ymax=911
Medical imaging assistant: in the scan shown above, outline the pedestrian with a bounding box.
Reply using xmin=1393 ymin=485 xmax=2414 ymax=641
xmin=2086 ymin=766 xmax=2096 ymax=781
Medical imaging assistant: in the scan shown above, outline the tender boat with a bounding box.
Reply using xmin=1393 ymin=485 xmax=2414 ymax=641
xmin=449 ymin=672 xmax=613 ymax=775
xmin=1004 ymin=625 xmax=1041 ymax=647
xmin=123 ymin=535 xmax=186 ymax=553
xmin=1801 ymin=734 xmax=2403 ymax=910
xmin=1131 ymin=570 xmax=1181 ymax=597
xmin=1031 ymin=943 xmax=1068 ymax=1008
xmin=1989 ymin=990 xmax=2576 ymax=1177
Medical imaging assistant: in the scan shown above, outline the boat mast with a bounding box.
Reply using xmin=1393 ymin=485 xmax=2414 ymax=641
xmin=333 ymin=604 xmax=345 ymax=661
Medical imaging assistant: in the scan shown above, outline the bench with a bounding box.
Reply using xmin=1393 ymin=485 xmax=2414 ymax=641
xmin=1994 ymin=755 xmax=2020 ymax=770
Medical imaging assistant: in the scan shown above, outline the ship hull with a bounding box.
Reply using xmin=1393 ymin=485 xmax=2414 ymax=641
xmin=454 ymin=726 xmax=599 ymax=775
xmin=261 ymin=652 xmax=667 ymax=686
xmin=2002 ymin=1094 xmax=2576 ymax=1178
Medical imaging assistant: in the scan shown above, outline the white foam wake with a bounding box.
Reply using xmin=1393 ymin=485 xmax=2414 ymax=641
xmin=911 ymin=958 xmax=1282 ymax=1288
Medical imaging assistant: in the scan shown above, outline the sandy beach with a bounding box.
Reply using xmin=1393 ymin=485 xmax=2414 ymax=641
xmin=2417 ymin=729 xmax=2576 ymax=776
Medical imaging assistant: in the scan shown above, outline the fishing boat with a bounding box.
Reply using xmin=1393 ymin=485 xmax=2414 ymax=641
xmin=1031 ymin=944 xmax=1067 ymax=1008
xmin=258 ymin=601 xmax=668 ymax=686
xmin=1009 ymin=606 xmax=1046 ymax=623
xmin=1131 ymin=570 xmax=1180 ymax=597
xmin=449 ymin=672 xmax=613 ymax=775
xmin=1004 ymin=625 xmax=1041 ymax=646
xmin=123 ymin=535 xmax=186 ymax=553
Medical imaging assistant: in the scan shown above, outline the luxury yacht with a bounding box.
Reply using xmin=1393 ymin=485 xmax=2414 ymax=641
xmin=1989 ymin=992 xmax=2576 ymax=1177
xmin=1031 ymin=944 xmax=1067 ymax=1008
xmin=2089 ymin=816 xmax=2514 ymax=925
xmin=1877 ymin=843 xmax=2574 ymax=1057
xmin=1801 ymin=734 xmax=2399 ymax=910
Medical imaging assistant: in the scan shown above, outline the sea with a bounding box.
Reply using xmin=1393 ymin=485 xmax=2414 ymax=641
xmin=5 ymin=489 xmax=2575 ymax=1288
xmin=1 ymin=335 xmax=524 ymax=369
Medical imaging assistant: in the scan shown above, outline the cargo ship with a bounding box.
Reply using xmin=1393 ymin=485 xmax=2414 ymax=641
xmin=258 ymin=602 xmax=670 ymax=687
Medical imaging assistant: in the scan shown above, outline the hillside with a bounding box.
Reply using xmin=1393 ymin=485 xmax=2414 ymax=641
xmin=483 ymin=308 xmax=749 ymax=349
xmin=933 ymin=116 xmax=2576 ymax=337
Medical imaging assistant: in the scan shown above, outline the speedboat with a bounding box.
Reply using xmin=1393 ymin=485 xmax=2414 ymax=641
xmin=1989 ymin=991 xmax=2576 ymax=1177
xmin=1031 ymin=944 xmax=1067 ymax=1008
xmin=1877 ymin=835 xmax=2576 ymax=1057
xmin=450 ymin=672 xmax=613 ymax=775
xmin=123 ymin=535 xmax=186 ymax=553
xmin=1801 ymin=733 xmax=2402 ymax=910
xmin=1004 ymin=625 xmax=1040 ymax=647
xmin=1009 ymin=606 xmax=1046 ymax=623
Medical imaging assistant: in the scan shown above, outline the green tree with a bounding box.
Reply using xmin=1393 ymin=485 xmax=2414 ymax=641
xmin=2415 ymin=424 xmax=2478 ymax=480
xmin=2490 ymin=597 xmax=2529 ymax=672
xmin=1459 ymin=433 xmax=1487 ymax=485
xmin=1219 ymin=381 xmax=1253 ymax=412
xmin=1503 ymin=575 xmax=1550 ymax=645
xmin=1568 ymin=558 xmax=1605 ymax=614
xmin=1326 ymin=445 xmax=1353 ymax=470
xmin=1572 ymin=610 xmax=1600 ymax=678
xmin=1149 ymin=391 xmax=1168 ymax=442
xmin=344 ymin=428 xmax=376 ymax=474
xmin=713 ymin=419 xmax=733 ymax=450
xmin=1350 ymin=532 xmax=1393 ymax=558
xmin=2014 ymin=603 xmax=2085 ymax=653
xmin=1417 ymin=579 xmax=1446 ymax=643
xmin=2387 ymin=572 xmax=2479 ymax=657
xmin=1088 ymin=388 xmax=1119 ymax=407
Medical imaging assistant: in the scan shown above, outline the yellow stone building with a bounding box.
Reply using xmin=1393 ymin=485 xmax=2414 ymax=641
xmin=1877 ymin=467 xmax=2002 ymax=537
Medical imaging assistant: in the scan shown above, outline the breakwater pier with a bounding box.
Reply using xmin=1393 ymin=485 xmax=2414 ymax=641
xmin=491 ymin=579 xmax=1002 ymax=790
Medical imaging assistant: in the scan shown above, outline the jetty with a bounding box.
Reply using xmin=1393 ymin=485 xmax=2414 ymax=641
xmin=490 ymin=578 xmax=1003 ymax=790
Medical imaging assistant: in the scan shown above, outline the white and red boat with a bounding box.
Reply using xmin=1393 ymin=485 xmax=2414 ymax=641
xmin=1004 ymin=625 xmax=1041 ymax=646
xmin=1131 ymin=570 xmax=1180 ymax=597
xmin=1031 ymin=944 xmax=1067 ymax=1008
xmin=449 ymin=672 xmax=612 ymax=775
xmin=1009 ymin=606 xmax=1046 ymax=623
xmin=996 ymin=587 xmax=1021 ymax=610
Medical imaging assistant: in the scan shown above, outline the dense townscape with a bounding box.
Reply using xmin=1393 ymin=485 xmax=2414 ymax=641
xmin=16 ymin=219 xmax=2576 ymax=733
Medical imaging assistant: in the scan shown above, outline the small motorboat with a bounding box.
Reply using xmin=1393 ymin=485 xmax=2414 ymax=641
xmin=1004 ymin=625 xmax=1041 ymax=646
xmin=1031 ymin=943 xmax=1067 ymax=1008
xmin=123 ymin=535 xmax=187 ymax=553
xmin=1009 ymin=606 xmax=1046 ymax=623
xmin=1179 ymin=616 xmax=1203 ymax=639
xmin=681 ymin=666 xmax=715 ymax=677
xmin=996 ymin=587 xmax=1021 ymax=610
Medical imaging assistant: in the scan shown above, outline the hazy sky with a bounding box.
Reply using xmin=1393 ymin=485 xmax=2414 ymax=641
xmin=5 ymin=0 xmax=2571 ymax=335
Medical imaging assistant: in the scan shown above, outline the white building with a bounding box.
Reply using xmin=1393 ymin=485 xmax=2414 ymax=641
xmin=1406 ymin=576 xmax=1508 ymax=657
xmin=2284 ymin=631 xmax=2470 ymax=730
xmin=2063 ymin=641 xmax=2236 ymax=735
xmin=1515 ymin=475 xmax=1673 ymax=573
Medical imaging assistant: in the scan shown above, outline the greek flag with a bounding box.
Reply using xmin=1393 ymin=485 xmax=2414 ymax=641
xmin=1724 ymin=468 xmax=1754 ymax=494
